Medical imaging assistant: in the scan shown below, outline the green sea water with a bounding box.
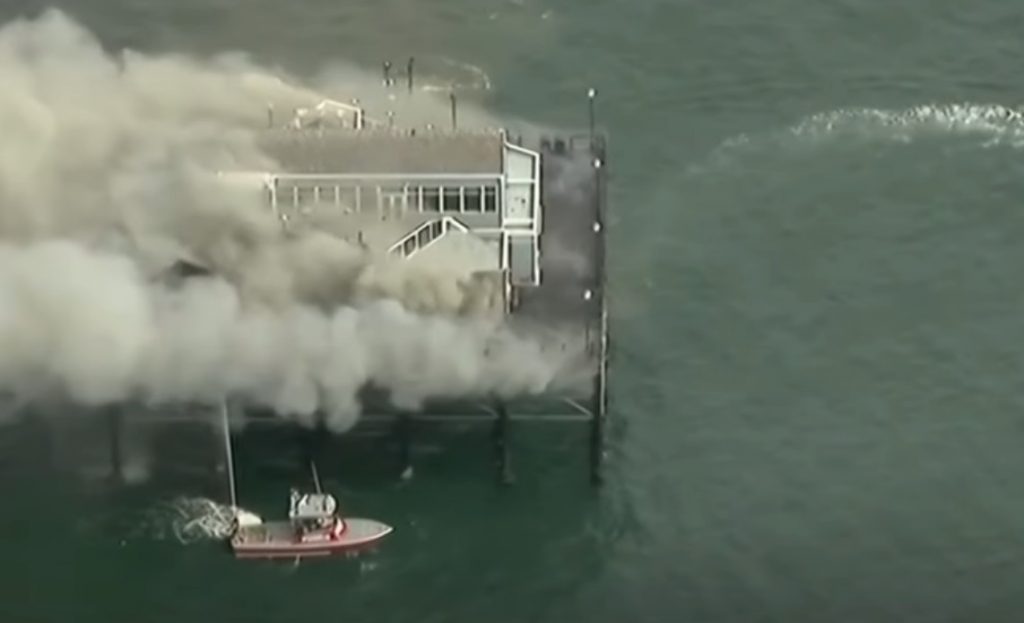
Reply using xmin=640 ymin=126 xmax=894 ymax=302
xmin=6 ymin=1 xmax=1024 ymax=621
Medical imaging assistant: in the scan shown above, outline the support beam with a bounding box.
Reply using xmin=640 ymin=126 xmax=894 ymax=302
xmin=493 ymin=401 xmax=513 ymax=485
xmin=107 ymin=407 xmax=123 ymax=483
xmin=397 ymin=413 xmax=413 ymax=480
xmin=590 ymin=139 xmax=609 ymax=487
xmin=589 ymin=376 xmax=605 ymax=485
xmin=587 ymin=88 xmax=597 ymax=151
xmin=135 ymin=412 xmax=594 ymax=425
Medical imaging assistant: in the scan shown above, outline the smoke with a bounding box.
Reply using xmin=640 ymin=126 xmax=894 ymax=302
xmin=0 ymin=10 xmax=592 ymax=430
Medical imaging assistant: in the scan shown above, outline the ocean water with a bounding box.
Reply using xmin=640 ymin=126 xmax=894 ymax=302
xmin=5 ymin=0 xmax=1024 ymax=621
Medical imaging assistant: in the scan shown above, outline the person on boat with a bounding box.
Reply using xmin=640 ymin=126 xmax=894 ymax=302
xmin=330 ymin=516 xmax=346 ymax=539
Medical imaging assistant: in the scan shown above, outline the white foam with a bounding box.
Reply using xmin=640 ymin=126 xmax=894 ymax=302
xmin=704 ymin=103 xmax=1024 ymax=170
xmin=418 ymin=57 xmax=493 ymax=93
xmin=139 ymin=496 xmax=259 ymax=543
xmin=790 ymin=104 xmax=1024 ymax=140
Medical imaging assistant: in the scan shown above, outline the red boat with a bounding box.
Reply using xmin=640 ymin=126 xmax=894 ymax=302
xmin=218 ymin=401 xmax=393 ymax=561
xmin=229 ymin=490 xmax=393 ymax=559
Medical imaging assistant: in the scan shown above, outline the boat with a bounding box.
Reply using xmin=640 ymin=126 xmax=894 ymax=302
xmin=217 ymin=400 xmax=394 ymax=560
xmin=228 ymin=489 xmax=394 ymax=560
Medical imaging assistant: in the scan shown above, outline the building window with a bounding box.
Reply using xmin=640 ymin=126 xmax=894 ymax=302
xmin=383 ymin=192 xmax=406 ymax=210
xmin=422 ymin=187 xmax=440 ymax=211
xmin=296 ymin=186 xmax=317 ymax=206
xmin=483 ymin=187 xmax=498 ymax=212
xmin=463 ymin=188 xmax=482 ymax=212
xmin=443 ymin=188 xmax=462 ymax=212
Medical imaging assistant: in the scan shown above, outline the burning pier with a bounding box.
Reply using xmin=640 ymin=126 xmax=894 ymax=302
xmin=53 ymin=83 xmax=610 ymax=487
xmin=227 ymin=87 xmax=611 ymax=484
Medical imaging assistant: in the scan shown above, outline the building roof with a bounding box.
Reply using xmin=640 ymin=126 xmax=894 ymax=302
xmin=256 ymin=129 xmax=505 ymax=175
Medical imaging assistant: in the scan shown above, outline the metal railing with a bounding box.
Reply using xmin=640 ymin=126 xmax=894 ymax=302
xmin=388 ymin=216 xmax=469 ymax=258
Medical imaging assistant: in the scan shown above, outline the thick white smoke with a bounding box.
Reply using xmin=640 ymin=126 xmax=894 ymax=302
xmin=0 ymin=10 xmax=591 ymax=430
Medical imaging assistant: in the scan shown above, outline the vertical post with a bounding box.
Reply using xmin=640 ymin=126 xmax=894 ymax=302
xmin=589 ymin=153 xmax=608 ymax=486
xmin=407 ymin=56 xmax=415 ymax=93
xmin=493 ymin=401 xmax=513 ymax=485
xmin=450 ymin=91 xmax=457 ymax=131
xmin=220 ymin=399 xmax=238 ymax=509
xmin=383 ymin=60 xmax=392 ymax=86
xmin=107 ymin=407 xmax=122 ymax=483
xmin=268 ymin=178 xmax=281 ymax=228
xmin=397 ymin=413 xmax=413 ymax=479
xmin=587 ymin=88 xmax=597 ymax=152
xmin=590 ymin=312 xmax=608 ymax=486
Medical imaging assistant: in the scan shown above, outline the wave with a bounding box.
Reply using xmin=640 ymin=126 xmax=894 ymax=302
xmin=418 ymin=56 xmax=493 ymax=93
xmin=790 ymin=103 xmax=1024 ymax=139
xmin=704 ymin=103 xmax=1024 ymax=170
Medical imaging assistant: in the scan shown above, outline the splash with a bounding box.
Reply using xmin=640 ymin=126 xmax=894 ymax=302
xmin=162 ymin=497 xmax=246 ymax=543
xmin=126 ymin=497 xmax=243 ymax=543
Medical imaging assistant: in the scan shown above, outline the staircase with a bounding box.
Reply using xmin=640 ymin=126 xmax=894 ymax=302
xmin=388 ymin=216 xmax=470 ymax=259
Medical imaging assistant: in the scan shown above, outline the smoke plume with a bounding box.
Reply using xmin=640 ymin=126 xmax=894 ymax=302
xmin=0 ymin=9 xmax=590 ymax=430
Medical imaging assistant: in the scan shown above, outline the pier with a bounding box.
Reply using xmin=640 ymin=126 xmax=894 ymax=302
xmin=37 ymin=80 xmax=611 ymax=487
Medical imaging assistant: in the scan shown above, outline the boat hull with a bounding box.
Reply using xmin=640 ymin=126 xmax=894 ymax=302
xmin=230 ymin=518 xmax=393 ymax=560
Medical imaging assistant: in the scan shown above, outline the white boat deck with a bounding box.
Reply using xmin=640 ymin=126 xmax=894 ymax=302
xmin=232 ymin=518 xmax=392 ymax=549
xmin=233 ymin=521 xmax=297 ymax=546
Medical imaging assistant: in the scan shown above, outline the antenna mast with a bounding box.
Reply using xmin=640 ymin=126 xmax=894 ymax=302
xmin=221 ymin=399 xmax=238 ymax=509
xmin=310 ymin=459 xmax=323 ymax=495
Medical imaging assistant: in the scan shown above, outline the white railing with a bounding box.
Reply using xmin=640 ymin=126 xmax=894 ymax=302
xmin=291 ymin=98 xmax=368 ymax=129
xmin=388 ymin=216 xmax=469 ymax=258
